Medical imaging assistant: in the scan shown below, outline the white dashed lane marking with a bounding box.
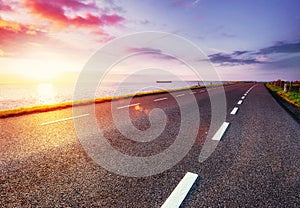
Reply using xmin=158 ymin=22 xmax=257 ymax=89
xmin=211 ymin=122 xmax=230 ymax=141
xmin=40 ymin=114 xmax=90 ymax=126
xmin=176 ymin=94 xmax=185 ymax=97
xmin=117 ymin=103 xmax=140 ymax=109
xmin=230 ymin=107 xmax=239 ymax=115
xmin=154 ymin=97 xmax=168 ymax=102
xmin=161 ymin=172 xmax=198 ymax=208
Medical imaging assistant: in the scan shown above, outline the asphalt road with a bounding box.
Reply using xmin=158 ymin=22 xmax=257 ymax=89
xmin=0 ymin=83 xmax=299 ymax=207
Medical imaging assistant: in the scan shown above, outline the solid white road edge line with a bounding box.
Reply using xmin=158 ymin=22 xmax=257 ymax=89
xmin=161 ymin=172 xmax=198 ymax=208
xmin=230 ymin=107 xmax=239 ymax=115
xmin=40 ymin=114 xmax=90 ymax=126
xmin=237 ymin=100 xmax=243 ymax=105
xmin=117 ymin=103 xmax=140 ymax=109
xmin=212 ymin=122 xmax=230 ymax=141
xmin=154 ymin=97 xmax=168 ymax=102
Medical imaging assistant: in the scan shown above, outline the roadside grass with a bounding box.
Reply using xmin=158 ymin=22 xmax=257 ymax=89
xmin=266 ymin=83 xmax=300 ymax=108
xmin=0 ymin=84 xmax=217 ymax=118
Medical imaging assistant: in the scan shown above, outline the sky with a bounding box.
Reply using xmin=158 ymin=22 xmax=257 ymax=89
xmin=0 ymin=0 xmax=300 ymax=83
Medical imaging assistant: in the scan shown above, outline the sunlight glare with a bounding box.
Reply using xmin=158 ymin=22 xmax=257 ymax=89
xmin=37 ymin=83 xmax=56 ymax=105
xmin=134 ymin=105 xmax=141 ymax=111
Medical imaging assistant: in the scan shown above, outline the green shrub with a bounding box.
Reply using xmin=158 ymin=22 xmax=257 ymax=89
xmin=266 ymin=83 xmax=300 ymax=107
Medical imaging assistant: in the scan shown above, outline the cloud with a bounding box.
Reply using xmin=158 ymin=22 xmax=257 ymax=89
xmin=127 ymin=47 xmax=179 ymax=61
xmin=256 ymin=41 xmax=300 ymax=54
xmin=101 ymin=14 xmax=124 ymax=25
xmin=0 ymin=17 xmax=47 ymax=56
xmin=0 ymin=0 xmax=127 ymax=57
xmin=208 ymin=53 xmax=263 ymax=66
xmin=208 ymin=41 xmax=300 ymax=66
xmin=0 ymin=0 xmax=13 ymax=11
xmin=25 ymin=0 xmax=124 ymax=28
xmin=232 ymin=50 xmax=249 ymax=56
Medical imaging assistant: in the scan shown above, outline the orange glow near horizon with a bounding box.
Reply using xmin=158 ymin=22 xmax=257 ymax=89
xmin=0 ymin=55 xmax=81 ymax=83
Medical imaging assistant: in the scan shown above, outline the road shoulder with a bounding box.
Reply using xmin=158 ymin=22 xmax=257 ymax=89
xmin=265 ymin=85 xmax=300 ymax=123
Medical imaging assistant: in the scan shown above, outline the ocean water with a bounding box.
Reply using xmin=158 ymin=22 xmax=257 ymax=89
xmin=0 ymin=81 xmax=224 ymax=110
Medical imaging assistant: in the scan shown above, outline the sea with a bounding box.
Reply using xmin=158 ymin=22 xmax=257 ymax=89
xmin=0 ymin=81 xmax=225 ymax=110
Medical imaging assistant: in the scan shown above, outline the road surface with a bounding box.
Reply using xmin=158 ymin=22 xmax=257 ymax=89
xmin=0 ymin=83 xmax=299 ymax=207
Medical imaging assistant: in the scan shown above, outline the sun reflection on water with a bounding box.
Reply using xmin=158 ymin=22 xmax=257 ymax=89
xmin=37 ymin=83 xmax=56 ymax=104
